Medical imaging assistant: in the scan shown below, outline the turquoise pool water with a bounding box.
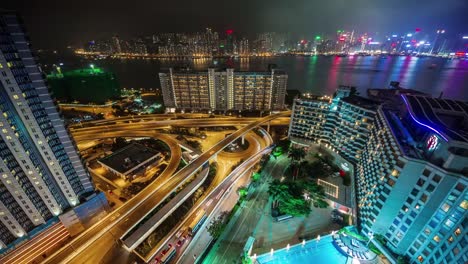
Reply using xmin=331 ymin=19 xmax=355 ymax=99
xmin=254 ymin=235 xmax=349 ymax=264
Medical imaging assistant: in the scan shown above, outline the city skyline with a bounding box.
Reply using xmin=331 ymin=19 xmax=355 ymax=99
xmin=4 ymin=0 xmax=468 ymax=49
xmin=1 ymin=3 xmax=467 ymax=264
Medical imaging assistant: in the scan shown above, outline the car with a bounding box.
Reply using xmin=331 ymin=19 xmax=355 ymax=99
xmin=177 ymin=236 xmax=187 ymax=247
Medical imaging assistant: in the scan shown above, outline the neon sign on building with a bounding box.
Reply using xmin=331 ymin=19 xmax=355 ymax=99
xmin=427 ymin=135 xmax=439 ymax=151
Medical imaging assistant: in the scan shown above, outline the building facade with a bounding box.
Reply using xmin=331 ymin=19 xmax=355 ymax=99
xmin=289 ymin=87 xmax=467 ymax=263
xmin=357 ymin=94 xmax=467 ymax=264
xmin=289 ymin=86 xmax=378 ymax=163
xmin=159 ymin=68 xmax=287 ymax=111
xmin=0 ymin=11 xmax=94 ymax=249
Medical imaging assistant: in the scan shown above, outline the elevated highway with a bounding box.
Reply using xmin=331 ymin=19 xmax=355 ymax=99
xmin=44 ymin=112 xmax=290 ymax=264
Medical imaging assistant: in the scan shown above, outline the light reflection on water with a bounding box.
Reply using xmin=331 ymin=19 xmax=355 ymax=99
xmin=44 ymin=53 xmax=468 ymax=101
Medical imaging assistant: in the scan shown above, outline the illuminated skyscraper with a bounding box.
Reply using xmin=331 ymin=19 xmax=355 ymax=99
xmin=0 ymin=11 xmax=94 ymax=249
xmin=239 ymin=38 xmax=249 ymax=56
xmin=112 ymin=35 xmax=122 ymax=54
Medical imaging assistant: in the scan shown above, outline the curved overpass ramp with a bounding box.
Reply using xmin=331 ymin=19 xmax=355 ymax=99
xmin=44 ymin=112 xmax=290 ymax=264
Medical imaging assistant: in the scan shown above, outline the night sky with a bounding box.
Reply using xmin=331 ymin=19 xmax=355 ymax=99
xmin=4 ymin=0 xmax=468 ymax=49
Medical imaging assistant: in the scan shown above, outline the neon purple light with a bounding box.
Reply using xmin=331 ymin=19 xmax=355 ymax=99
xmin=400 ymin=95 xmax=448 ymax=142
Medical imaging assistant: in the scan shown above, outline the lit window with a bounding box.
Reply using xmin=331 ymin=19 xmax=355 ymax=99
xmin=433 ymin=235 xmax=440 ymax=242
xmin=441 ymin=203 xmax=450 ymax=212
xmin=448 ymin=236 xmax=454 ymax=244
xmin=454 ymin=228 xmax=461 ymax=236
xmin=460 ymin=200 xmax=468 ymax=210
xmin=13 ymin=95 xmax=18 ymax=99
xmin=445 ymin=219 xmax=455 ymax=228
xmin=417 ymin=256 xmax=424 ymax=262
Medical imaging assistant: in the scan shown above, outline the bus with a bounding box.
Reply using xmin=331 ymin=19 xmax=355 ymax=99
xmin=159 ymin=247 xmax=176 ymax=264
xmin=188 ymin=210 xmax=207 ymax=236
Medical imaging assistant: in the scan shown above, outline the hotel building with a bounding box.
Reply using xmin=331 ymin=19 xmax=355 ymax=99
xmin=289 ymin=86 xmax=379 ymax=163
xmin=357 ymin=94 xmax=467 ymax=264
xmin=159 ymin=68 xmax=287 ymax=111
xmin=289 ymin=87 xmax=467 ymax=263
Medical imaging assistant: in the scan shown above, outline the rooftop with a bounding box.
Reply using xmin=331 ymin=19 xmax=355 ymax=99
xmin=162 ymin=67 xmax=286 ymax=75
xmin=341 ymin=95 xmax=380 ymax=111
xmin=296 ymin=94 xmax=331 ymax=103
xmin=402 ymin=94 xmax=468 ymax=143
xmin=98 ymin=143 xmax=160 ymax=174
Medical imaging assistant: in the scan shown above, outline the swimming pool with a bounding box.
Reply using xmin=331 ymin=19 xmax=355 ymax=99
xmin=254 ymin=235 xmax=349 ymax=264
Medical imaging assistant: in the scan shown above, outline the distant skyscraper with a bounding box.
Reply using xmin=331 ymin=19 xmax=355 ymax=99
xmin=0 ymin=11 xmax=94 ymax=249
xmin=225 ymin=29 xmax=234 ymax=55
xmin=112 ymin=35 xmax=122 ymax=54
xmin=239 ymin=38 xmax=249 ymax=56
xmin=159 ymin=68 xmax=287 ymax=111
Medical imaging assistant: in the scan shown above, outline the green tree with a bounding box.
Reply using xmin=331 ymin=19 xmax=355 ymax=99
xmin=309 ymin=161 xmax=327 ymax=177
xmin=276 ymin=139 xmax=291 ymax=154
xmin=268 ymin=179 xmax=290 ymax=208
xmin=288 ymin=147 xmax=306 ymax=161
xmin=251 ymin=172 xmax=261 ymax=182
xmin=267 ymin=179 xmax=319 ymax=217
xmin=288 ymin=147 xmax=306 ymax=179
xmin=238 ymin=186 xmax=248 ymax=198
xmin=301 ymin=180 xmax=327 ymax=208
xmin=280 ymin=197 xmax=312 ymax=216
xmin=207 ymin=211 xmax=228 ymax=239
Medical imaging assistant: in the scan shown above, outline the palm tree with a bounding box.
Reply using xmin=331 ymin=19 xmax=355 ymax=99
xmin=268 ymin=179 xmax=289 ymax=208
xmin=288 ymin=147 xmax=306 ymax=179
xmin=301 ymin=181 xmax=328 ymax=208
